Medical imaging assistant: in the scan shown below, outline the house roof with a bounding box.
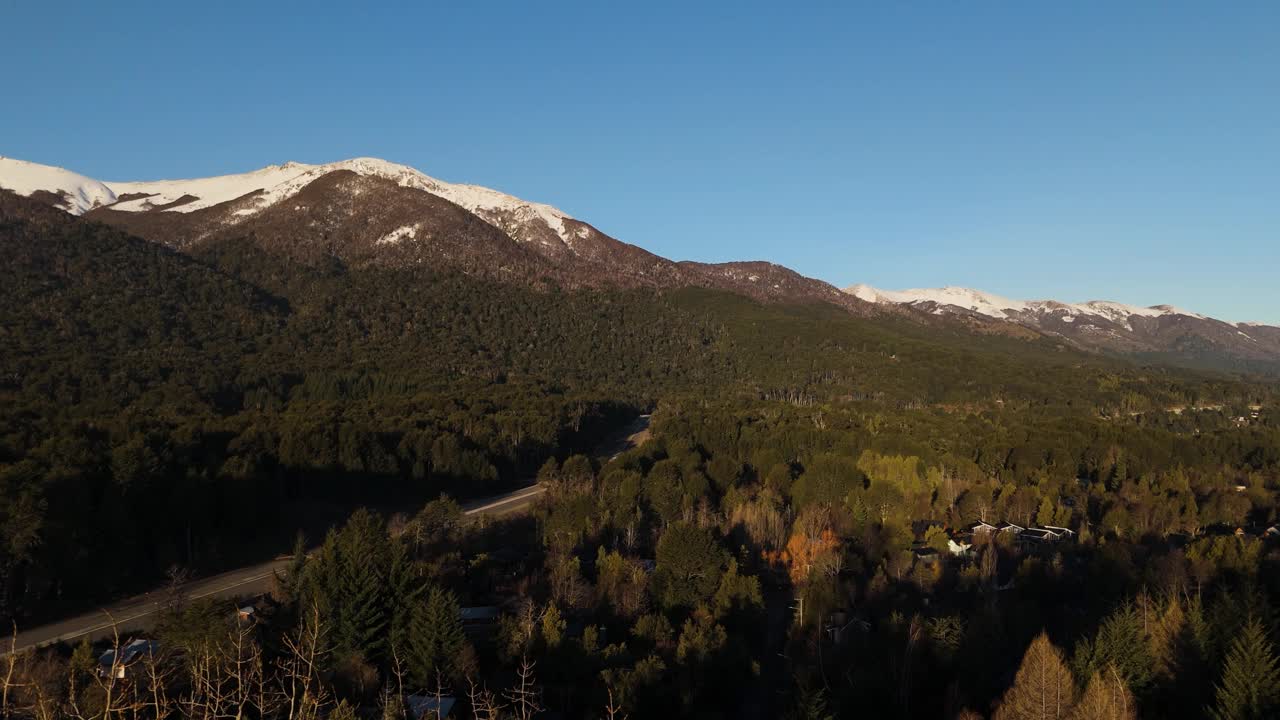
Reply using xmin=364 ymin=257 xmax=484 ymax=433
xmin=406 ymin=694 xmax=456 ymax=719
xmin=99 ymin=639 xmax=158 ymax=667
xmin=459 ymin=606 xmax=500 ymax=623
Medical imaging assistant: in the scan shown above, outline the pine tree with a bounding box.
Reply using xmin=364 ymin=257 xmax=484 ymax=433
xmin=387 ymin=540 xmax=424 ymax=657
xmin=1072 ymin=603 xmax=1153 ymax=695
xmin=409 ymin=586 xmax=469 ymax=687
xmin=334 ymin=509 xmax=392 ymax=660
xmin=1208 ymin=617 xmax=1280 ymax=720
xmin=995 ymin=632 xmax=1077 ymax=720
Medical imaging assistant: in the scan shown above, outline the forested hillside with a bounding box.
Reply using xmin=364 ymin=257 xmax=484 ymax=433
xmin=2 ymin=191 xmax=1280 ymax=719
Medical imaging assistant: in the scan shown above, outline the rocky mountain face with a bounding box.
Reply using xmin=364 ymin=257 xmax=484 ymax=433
xmin=3 ymin=155 xmax=1278 ymax=374
xmin=847 ymin=285 xmax=1280 ymax=374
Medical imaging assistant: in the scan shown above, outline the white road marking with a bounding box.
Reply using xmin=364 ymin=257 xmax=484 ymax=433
xmin=43 ymin=568 xmax=282 ymax=646
xmin=464 ymin=484 xmax=544 ymax=515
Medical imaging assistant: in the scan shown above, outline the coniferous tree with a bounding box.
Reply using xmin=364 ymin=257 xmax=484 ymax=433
xmin=335 ymin=510 xmax=392 ymax=660
xmin=409 ymin=586 xmax=470 ymax=687
xmin=388 ymin=540 xmax=423 ymax=658
xmin=1208 ymin=617 xmax=1280 ymax=720
xmin=1071 ymin=603 xmax=1153 ymax=696
xmin=995 ymin=632 xmax=1077 ymax=720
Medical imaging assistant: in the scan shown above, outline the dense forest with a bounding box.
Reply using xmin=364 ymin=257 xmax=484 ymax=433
xmin=2 ymin=192 xmax=1280 ymax=719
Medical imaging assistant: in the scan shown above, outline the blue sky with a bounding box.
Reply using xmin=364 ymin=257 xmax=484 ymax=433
xmin=4 ymin=2 xmax=1278 ymax=322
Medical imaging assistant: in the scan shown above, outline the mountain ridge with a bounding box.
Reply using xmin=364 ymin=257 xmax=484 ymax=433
xmin=4 ymin=154 xmax=1279 ymax=374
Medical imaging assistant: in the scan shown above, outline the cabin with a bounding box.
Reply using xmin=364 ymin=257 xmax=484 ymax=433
xmin=1041 ymin=525 xmax=1076 ymax=540
xmin=1017 ymin=528 xmax=1060 ymax=546
xmin=968 ymin=521 xmax=998 ymax=537
xmin=98 ymin=639 xmax=159 ymax=679
xmin=995 ymin=522 xmax=1025 ymax=536
xmin=405 ymin=694 xmax=456 ymax=720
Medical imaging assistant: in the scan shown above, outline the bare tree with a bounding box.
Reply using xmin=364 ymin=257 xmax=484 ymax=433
xmin=11 ymin=648 xmax=62 ymax=720
xmin=278 ymin=605 xmax=331 ymax=720
xmin=137 ymin=646 xmax=176 ymax=720
xmin=603 ymin=687 xmax=628 ymax=720
xmin=466 ymin=677 xmax=505 ymax=720
xmin=429 ymin=670 xmax=449 ymax=720
xmin=504 ymin=657 xmax=542 ymax=720
xmin=2 ymin=622 xmax=22 ymax=719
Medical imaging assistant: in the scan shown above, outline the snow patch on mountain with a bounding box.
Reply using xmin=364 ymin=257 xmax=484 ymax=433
xmin=0 ymin=157 xmax=117 ymax=215
xmin=377 ymin=224 xmax=420 ymax=245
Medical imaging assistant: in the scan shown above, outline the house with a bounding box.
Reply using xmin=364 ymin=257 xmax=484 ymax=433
xmin=1265 ymin=525 xmax=1280 ymax=539
xmin=947 ymin=538 xmax=973 ymax=557
xmin=1018 ymin=527 xmax=1068 ymax=547
xmin=405 ymin=694 xmax=456 ymax=720
xmin=968 ymin=521 xmax=998 ymax=537
xmin=1041 ymin=525 xmax=1076 ymax=540
xmin=459 ymin=606 xmax=501 ymax=644
xmin=996 ymin=522 xmax=1025 ymax=536
xmin=98 ymin=639 xmax=159 ymax=679
xmin=1018 ymin=528 xmax=1056 ymax=545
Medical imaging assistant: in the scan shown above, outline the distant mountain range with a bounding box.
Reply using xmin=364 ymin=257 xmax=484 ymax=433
xmin=3 ymin=154 xmax=1278 ymax=375
xmin=847 ymin=284 xmax=1280 ymax=374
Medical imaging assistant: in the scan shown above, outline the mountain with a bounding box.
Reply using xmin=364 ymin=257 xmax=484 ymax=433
xmin=5 ymin=155 xmax=1279 ymax=375
xmin=1 ymin=156 xmax=857 ymax=309
xmin=847 ymin=284 xmax=1280 ymax=374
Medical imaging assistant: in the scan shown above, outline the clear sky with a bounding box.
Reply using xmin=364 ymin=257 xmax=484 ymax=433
xmin=4 ymin=2 xmax=1278 ymax=322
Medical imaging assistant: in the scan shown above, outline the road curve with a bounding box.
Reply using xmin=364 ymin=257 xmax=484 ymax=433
xmin=7 ymin=483 xmax=547 ymax=653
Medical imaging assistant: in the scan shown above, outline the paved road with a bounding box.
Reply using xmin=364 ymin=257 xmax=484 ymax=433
xmin=7 ymin=412 xmax=653 ymax=654
xmin=7 ymin=482 xmax=548 ymax=653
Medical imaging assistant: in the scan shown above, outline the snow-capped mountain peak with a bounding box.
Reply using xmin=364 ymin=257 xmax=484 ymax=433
xmin=846 ymin=284 xmax=1032 ymax=319
xmin=1 ymin=156 xmax=576 ymax=244
xmin=107 ymin=157 xmax=576 ymax=242
xmin=0 ymin=157 xmax=117 ymax=215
